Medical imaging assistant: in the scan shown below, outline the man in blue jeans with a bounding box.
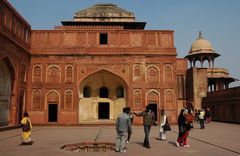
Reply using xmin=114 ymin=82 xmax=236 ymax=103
xmin=115 ymin=107 xmax=132 ymax=152
xmin=133 ymin=105 xmax=154 ymax=149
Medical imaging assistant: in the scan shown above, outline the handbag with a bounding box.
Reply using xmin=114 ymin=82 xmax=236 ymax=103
xmin=163 ymin=118 xmax=171 ymax=131
xmin=22 ymin=119 xmax=30 ymax=132
xmin=180 ymin=125 xmax=186 ymax=133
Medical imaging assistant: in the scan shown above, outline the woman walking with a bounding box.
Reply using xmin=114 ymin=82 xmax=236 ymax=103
xmin=176 ymin=109 xmax=186 ymax=147
xmin=158 ymin=109 xmax=167 ymax=140
xmin=20 ymin=112 xmax=33 ymax=145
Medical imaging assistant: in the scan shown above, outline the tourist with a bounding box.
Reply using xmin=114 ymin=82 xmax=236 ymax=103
xmin=194 ymin=109 xmax=199 ymax=122
xmin=126 ymin=107 xmax=134 ymax=144
xmin=181 ymin=109 xmax=194 ymax=147
xmin=176 ymin=109 xmax=186 ymax=147
xmin=198 ymin=109 xmax=205 ymax=129
xmin=20 ymin=112 xmax=33 ymax=145
xmin=133 ymin=105 xmax=154 ymax=149
xmin=115 ymin=107 xmax=132 ymax=152
xmin=158 ymin=109 xmax=167 ymax=141
xmin=205 ymin=107 xmax=211 ymax=123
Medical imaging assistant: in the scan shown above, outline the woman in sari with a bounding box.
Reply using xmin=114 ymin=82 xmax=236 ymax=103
xmin=20 ymin=112 xmax=33 ymax=145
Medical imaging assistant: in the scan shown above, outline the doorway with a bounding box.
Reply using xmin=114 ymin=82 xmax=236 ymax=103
xmin=48 ymin=104 xmax=58 ymax=122
xmin=98 ymin=102 xmax=109 ymax=119
xmin=148 ymin=103 xmax=157 ymax=121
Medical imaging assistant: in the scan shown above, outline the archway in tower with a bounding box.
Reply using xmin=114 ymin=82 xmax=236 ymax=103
xmin=0 ymin=58 xmax=14 ymax=126
xmin=79 ymin=69 xmax=128 ymax=123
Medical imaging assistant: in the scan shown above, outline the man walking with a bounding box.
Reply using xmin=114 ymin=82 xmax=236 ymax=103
xmin=133 ymin=105 xmax=154 ymax=149
xmin=115 ymin=107 xmax=132 ymax=152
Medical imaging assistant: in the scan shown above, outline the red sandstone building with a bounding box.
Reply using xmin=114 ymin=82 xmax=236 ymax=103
xmin=1 ymin=1 xmax=239 ymax=126
xmin=0 ymin=1 xmax=187 ymax=125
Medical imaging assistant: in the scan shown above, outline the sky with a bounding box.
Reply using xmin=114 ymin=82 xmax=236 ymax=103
xmin=8 ymin=0 xmax=240 ymax=87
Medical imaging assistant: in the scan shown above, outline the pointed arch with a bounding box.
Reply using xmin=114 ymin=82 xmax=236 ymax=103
xmin=46 ymin=65 xmax=61 ymax=83
xmin=0 ymin=58 xmax=14 ymax=125
xmin=164 ymin=64 xmax=173 ymax=84
xmin=146 ymin=89 xmax=160 ymax=104
xmin=32 ymin=64 xmax=42 ymax=82
xmin=78 ymin=69 xmax=128 ymax=122
xmin=133 ymin=89 xmax=142 ymax=110
xmin=164 ymin=89 xmax=175 ymax=109
xmin=146 ymin=65 xmax=160 ymax=83
xmin=46 ymin=90 xmax=60 ymax=104
xmin=32 ymin=89 xmax=42 ymax=110
xmin=65 ymin=64 xmax=74 ymax=83
xmin=79 ymin=69 xmax=128 ymax=98
xmin=64 ymin=89 xmax=73 ymax=110
xmin=133 ymin=64 xmax=141 ymax=76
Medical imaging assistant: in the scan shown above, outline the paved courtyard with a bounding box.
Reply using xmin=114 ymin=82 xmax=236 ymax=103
xmin=0 ymin=122 xmax=239 ymax=156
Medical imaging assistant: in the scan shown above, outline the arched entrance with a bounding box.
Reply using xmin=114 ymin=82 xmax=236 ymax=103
xmin=79 ymin=70 xmax=128 ymax=122
xmin=47 ymin=90 xmax=60 ymax=122
xmin=0 ymin=58 xmax=14 ymax=126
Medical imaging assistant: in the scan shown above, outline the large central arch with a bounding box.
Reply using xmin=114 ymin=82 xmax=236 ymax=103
xmin=0 ymin=58 xmax=14 ymax=125
xmin=78 ymin=69 xmax=128 ymax=123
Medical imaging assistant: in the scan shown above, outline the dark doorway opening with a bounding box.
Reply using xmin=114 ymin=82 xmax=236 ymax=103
xmin=148 ymin=103 xmax=158 ymax=121
xmin=100 ymin=86 xmax=108 ymax=98
xmin=98 ymin=102 xmax=109 ymax=119
xmin=48 ymin=104 xmax=58 ymax=122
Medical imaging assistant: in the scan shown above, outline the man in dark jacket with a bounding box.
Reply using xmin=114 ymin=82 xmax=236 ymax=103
xmin=133 ymin=105 xmax=153 ymax=149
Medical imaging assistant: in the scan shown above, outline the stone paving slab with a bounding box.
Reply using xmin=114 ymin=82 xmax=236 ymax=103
xmin=0 ymin=122 xmax=239 ymax=156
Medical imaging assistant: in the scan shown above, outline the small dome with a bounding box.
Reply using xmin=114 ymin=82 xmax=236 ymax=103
xmin=189 ymin=32 xmax=215 ymax=54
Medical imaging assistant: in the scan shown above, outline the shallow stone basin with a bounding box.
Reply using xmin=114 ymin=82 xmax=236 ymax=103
xmin=61 ymin=142 xmax=115 ymax=152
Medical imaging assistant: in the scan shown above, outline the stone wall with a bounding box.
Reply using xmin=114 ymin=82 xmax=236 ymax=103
xmin=0 ymin=0 xmax=31 ymax=125
xmin=202 ymin=87 xmax=240 ymax=123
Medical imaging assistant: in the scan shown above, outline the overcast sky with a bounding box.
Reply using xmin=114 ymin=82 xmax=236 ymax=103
xmin=8 ymin=0 xmax=240 ymax=87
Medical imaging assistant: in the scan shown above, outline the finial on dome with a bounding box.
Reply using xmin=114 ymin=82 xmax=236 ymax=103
xmin=198 ymin=31 xmax=203 ymax=39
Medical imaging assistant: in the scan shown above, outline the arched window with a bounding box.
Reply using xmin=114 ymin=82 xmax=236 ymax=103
xmin=100 ymin=86 xmax=108 ymax=98
xmin=65 ymin=65 xmax=73 ymax=83
xmin=32 ymin=90 xmax=42 ymax=110
xmin=33 ymin=65 xmax=42 ymax=82
xmin=65 ymin=90 xmax=73 ymax=109
xmin=116 ymin=86 xmax=124 ymax=98
xmin=83 ymin=86 xmax=91 ymax=98
xmin=47 ymin=65 xmax=61 ymax=83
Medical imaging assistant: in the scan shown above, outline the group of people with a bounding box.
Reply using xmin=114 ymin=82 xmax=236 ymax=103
xmin=20 ymin=106 xmax=211 ymax=150
xmin=194 ymin=107 xmax=212 ymax=129
xmin=115 ymin=105 xmax=170 ymax=152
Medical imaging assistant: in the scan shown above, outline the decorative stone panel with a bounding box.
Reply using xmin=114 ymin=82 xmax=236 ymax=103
xmin=32 ymin=90 xmax=42 ymax=110
xmin=133 ymin=89 xmax=142 ymax=111
xmin=32 ymin=64 xmax=42 ymax=82
xmin=65 ymin=90 xmax=73 ymax=110
xmin=146 ymin=65 xmax=160 ymax=83
xmin=46 ymin=65 xmax=61 ymax=83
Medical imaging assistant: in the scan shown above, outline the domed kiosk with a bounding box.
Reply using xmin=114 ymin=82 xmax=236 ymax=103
xmin=185 ymin=32 xmax=237 ymax=110
xmin=185 ymin=31 xmax=220 ymax=68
